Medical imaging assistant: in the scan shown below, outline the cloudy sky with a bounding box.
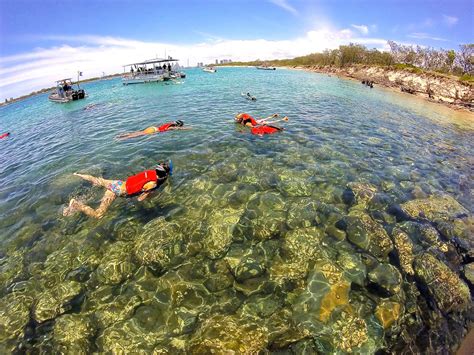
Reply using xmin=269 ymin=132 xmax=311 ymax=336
xmin=0 ymin=0 xmax=472 ymax=100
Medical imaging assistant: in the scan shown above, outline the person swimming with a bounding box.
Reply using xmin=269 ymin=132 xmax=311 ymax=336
xmin=0 ymin=132 xmax=10 ymax=139
xmin=234 ymin=113 xmax=288 ymax=128
xmin=116 ymin=120 xmax=190 ymax=140
xmin=63 ymin=161 xmax=172 ymax=219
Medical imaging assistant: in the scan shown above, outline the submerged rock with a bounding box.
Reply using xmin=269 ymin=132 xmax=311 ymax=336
xmin=375 ymin=300 xmax=402 ymax=329
xmin=414 ymin=253 xmax=470 ymax=313
xmin=345 ymin=211 xmax=393 ymax=260
xmin=238 ymin=192 xmax=287 ymax=241
xmin=392 ymin=227 xmax=415 ymax=275
xmin=233 ymin=256 xmax=266 ymax=282
xmin=33 ymin=281 xmax=84 ymax=323
xmin=187 ymin=314 xmax=268 ymax=353
xmin=0 ymin=293 xmax=33 ymax=344
xmin=202 ymin=208 xmax=241 ymax=259
xmin=368 ymin=263 xmax=402 ymax=296
xmin=346 ymin=182 xmax=377 ymax=207
xmin=96 ymin=241 xmax=137 ymax=285
xmin=400 ymin=195 xmax=468 ymax=221
xmin=286 ymin=198 xmax=320 ymax=229
xmin=53 ymin=314 xmax=95 ymax=353
xmin=0 ymin=251 xmax=25 ymax=294
xmin=331 ymin=307 xmax=369 ymax=352
xmin=134 ymin=217 xmax=184 ymax=274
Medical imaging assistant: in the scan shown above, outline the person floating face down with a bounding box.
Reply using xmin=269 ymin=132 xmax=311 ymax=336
xmin=115 ymin=120 xmax=190 ymax=140
xmin=63 ymin=162 xmax=172 ymax=219
xmin=234 ymin=112 xmax=286 ymax=135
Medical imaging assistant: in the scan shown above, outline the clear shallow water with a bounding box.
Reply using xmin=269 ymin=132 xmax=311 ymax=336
xmin=0 ymin=67 xmax=472 ymax=353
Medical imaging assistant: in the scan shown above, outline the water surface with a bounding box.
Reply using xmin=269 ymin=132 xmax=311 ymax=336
xmin=0 ymin=67 xmax=472 ymax=353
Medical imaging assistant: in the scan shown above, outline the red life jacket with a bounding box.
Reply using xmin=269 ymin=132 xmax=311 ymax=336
xmin=251 ymin=125 xmax=282 ymax=135
xmin=158 ymin=122 xmax=174 ymax=132
xmin=240 ymin=114 xmax=258 ymax=126
xmin=125 ymin=169 xmax=158 ymax=195
xmin=0 ymin=132 xmax=10 ymax=139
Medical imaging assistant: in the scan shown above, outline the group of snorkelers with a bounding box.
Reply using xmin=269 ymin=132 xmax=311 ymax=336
xmin=63 ymin=109 xmax=288 ymax=219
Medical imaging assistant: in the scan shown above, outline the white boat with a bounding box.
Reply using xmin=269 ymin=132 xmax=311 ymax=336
xmin=256 ymin=66 xmax=276 ymax=70
xmin=48 ymin=78 xmax=87 ymax=103
xmin=122 ymin=57 xmax=179 ymax=85
xmin=203 ymin=67 xmax=217 ymax=73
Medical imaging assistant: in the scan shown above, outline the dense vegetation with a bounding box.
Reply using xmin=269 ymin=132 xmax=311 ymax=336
xmin=223 ymin=41 xmax=474 ymax=80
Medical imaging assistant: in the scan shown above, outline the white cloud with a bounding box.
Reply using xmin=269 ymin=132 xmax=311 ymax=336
xmin=0 ymin=28 xmax=388 ymax=100
xmin=408 ymin=32 xmax=447 ymax=42
xmin=442 ymin=15 xmax=458 ymax=26
xmin=268 ymin=0 xmax=298 ymax=15
xmin=351 ymin=24 xmax=369 ymax=35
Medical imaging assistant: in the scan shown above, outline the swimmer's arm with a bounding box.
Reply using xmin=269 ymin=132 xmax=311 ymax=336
xmin=137 ymin=181 xmax=157 ymax=201
xmin=137 ymin=191 xmax=151 ymax=201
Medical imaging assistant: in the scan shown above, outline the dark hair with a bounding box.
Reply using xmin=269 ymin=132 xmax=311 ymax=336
xmin=156 ymin=162 xmax=170 ymax=178
xmin=175 ymin=120 xmax=184 ymax=127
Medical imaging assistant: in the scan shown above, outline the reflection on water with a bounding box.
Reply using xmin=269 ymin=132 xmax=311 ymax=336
xmin=0 ymin=68 xmax=472 ymax=353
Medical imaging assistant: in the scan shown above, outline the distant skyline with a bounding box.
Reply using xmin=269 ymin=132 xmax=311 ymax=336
xmin=1 ymin=0 xmax=472 ymax=100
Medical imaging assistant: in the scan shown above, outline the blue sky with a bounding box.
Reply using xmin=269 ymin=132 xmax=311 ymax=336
xmin=0 ymin=0 xmax=472 ymax=99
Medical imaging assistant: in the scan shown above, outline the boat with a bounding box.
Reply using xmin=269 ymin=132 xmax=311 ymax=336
xmin=203 ymin=67 xmax=217 ymax=73
xmin=122 ymin=57 xmax=180 ymax=85
xmin=48 ymin=78 xmax=87 ymax=103
xmin=256 ymin=66 xmax=276 ymax=70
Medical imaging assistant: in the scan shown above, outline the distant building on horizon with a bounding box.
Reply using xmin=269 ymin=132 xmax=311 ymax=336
xmin=215 ymin=59 xmax=218 ymax=64
xmin=219 ymin=59 xmax=232 ymax=64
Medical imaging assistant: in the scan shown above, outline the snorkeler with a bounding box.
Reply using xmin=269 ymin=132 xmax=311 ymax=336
xmin=116 ymin=120 xmax=190 ymax=140
xmin=0 ymin=132 xmax=10 ymax=139
xmin=63 ymin=161 xmax=172 ymax=219
xmin=234 ymin=113 xmax=289 ymax=127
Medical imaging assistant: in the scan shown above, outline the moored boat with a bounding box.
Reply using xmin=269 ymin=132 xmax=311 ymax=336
xmin=203 ymin=67 xmax=217 ymax=73
xmin=256 ymin=66 xmax=276 ymax=70
xmin=122 ymin=57 xmax=180 ymax=85
xmin=48 ymin=78 xmax=87 ymax=103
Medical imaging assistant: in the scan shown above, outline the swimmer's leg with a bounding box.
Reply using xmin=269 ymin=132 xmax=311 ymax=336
xmin=67 ymin=190 xmax=116 ymax=219
xmin=73 ymin=173 xmax=115 ymax=188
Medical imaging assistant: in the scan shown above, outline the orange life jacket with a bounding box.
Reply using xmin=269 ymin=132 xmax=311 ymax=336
xmin=240 ymin=114 xmax=258 ymax=126
xmin=125 ymin=169 xmax=158 ymax=195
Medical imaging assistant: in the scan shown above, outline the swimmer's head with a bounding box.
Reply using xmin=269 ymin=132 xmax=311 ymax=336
xmin=235 ymin=113 xmax=244 ymax=122
xmin=156 ymin=161 xmax=171 ymax=179
xmin=176 ymin=120 xmax=184 ymax=127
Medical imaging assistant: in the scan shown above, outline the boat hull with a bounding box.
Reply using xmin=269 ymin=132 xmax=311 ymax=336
xmin=256 ymin=67 xmax=276 ymax=70
xmin=122 ymin=73 xmax=167 ymax=85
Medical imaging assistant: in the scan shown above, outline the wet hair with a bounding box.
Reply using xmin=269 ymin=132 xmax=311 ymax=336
xmin=156 ymin=162 xmax=170 ymax=179
xmin=175 ymin=120 xmax=184 ymax=127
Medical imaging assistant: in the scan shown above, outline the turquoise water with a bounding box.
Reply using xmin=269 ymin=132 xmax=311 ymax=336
xmin=0 ymin=67 xmax=472 ymax=353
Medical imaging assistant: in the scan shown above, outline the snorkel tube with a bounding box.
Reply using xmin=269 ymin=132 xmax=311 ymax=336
xmin=168 ymin=159 xmax=173 ymax=176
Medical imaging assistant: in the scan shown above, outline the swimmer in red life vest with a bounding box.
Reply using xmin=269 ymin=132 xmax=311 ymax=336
xmin=63 ymin=161 xmax=172 ymax=219
xmin=0 ymin=132 xmax=10 ymax=139
xmin=234 ymin=113 xmax=289 ymax=135
xmin=116 ymin=120 xmax=190 ymax=140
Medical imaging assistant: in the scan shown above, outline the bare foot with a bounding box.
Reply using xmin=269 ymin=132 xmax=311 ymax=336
xmin=63 ymin=199 xmax=78 ymax=216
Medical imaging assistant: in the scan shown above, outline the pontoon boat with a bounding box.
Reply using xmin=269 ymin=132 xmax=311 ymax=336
xmin=122 ymin=57 xmax=180 ymax=85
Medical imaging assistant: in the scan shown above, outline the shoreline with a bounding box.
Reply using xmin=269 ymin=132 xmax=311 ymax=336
xmin=280 ymin=65 xmax=474 ymax=115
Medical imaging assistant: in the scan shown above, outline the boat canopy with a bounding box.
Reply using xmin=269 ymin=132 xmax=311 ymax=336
xmin=123 ymin=58 xmax=179 ymax=67
xmin=55 ymin=78 xmax=73 ymax=83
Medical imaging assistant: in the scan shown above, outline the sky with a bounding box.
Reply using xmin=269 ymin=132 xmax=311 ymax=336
xmin=0 ymin=0 xmax=472 ymax=100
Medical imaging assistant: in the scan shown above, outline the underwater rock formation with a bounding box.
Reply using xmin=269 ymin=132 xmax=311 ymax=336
xmin=201 ymin=207 xmax=241 ymax=259
xmin=53 ymin=314 xmax=95 ymax=353
xmin=375 ymin=300 xmax=402 ymax=329
xmin=0 ymin=293 xmax=32 ymax=347
xmin=345 ymin=211 xmax=393 ymax=260
xmin=33 ymin=281 xmax=84 ymax=323
xmin=414 ymin=253 xmax=470 ymax=313
xmin=346 ymin=182 xmax=378 ymax=207
xmin=96 ymin=241 xmax=137 ymax=285
xmin=392 ymin=227 xmax=415 ymax=275
xmin=400 ymin=195 xmax=468 ymax=221
xmin=187 ymin=314 xmax=268 ymax=353
xmin=368 ymin=263 xmax=402 ymax=296
xmin=134 ymin=217 xmax=185 ymax=274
